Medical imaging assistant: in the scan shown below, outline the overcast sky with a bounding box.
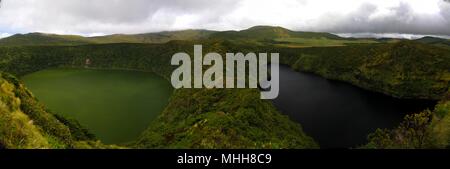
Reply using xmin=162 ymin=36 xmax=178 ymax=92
xmin=0 ymin=0 xmax=449 ymax=39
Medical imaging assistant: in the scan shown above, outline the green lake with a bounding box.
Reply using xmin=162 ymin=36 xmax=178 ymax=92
xmin=21 ymin=68 xmax=173 ymax=144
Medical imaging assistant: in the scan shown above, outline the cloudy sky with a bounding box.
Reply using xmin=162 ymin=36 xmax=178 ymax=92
xmin=0 ymin=0 xmax=449 ymax=39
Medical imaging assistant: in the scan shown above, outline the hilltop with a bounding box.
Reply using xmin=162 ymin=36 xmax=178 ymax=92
xmin=209 ymin=26 xmax=341 ymax=40
xmin=3 ymin=26 xmax=449 ymax=49
xmin=0 ymin=30 xmax=215 ymax=46
xmin=415 ymin=36 xmax=450 ymax=44
xmin=0 ymin=26 xmax=376 ymax=47
xmin=0 ymin=33 xmax=90 ymax=46
xmin=415 ymin=36 xmax=450 ymax=49
xmin=89 ymin=29 xmax=215 ymax=44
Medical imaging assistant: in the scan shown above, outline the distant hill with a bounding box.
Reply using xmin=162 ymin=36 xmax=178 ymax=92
xmin=212 ymin=26 xmax=379 ymax=47
xmin=415 ymin=36 xmax=449 ymax=44
xmin=415 ymin=36 xmax=450 ymax=49
xmin=0 ymin=26 xmax=377 ymax=47
xmin=0 ymin=30 xmax=449 ymax=149
xmin=0 ymin=33 xmax=91 ymax=46
xmin=210 ymin=26 xmax=341 ymax=40
xmin=88 ymin=29 xmax=216 ymax=44
xmin=0 ymin=30 xmax=216 ymax=46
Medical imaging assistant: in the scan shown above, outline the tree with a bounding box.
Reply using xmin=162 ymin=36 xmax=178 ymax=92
xmin=365 ymin=111 xmax=433 ymax=149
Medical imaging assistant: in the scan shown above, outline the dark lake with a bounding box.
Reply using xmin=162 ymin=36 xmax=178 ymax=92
xmin=273 ymin=65 xmax=436 ymax=148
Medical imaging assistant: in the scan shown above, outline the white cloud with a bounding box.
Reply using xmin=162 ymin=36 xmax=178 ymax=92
xmin=0 ymin=0 xmax=449 ymax=36
xmin=0 ymin=33 xmax=11 ymax=39
xmin=337 ymin=33 xmax=450 ymax=40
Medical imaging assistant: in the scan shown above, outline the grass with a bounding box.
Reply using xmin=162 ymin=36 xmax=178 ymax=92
xmin=0 ymin=76 xmax=59 ymax=148
xmin=273 ymin=37 xmax=377 ymax=48
xmin=431 ymin=98 xmax=450 ymax=148
xmin=0 ymin=79 xmax=48 ymax=148
xmin=133 ymin=88 xmax=318 ymax=149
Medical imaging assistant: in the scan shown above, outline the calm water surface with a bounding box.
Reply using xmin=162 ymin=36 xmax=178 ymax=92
xmin=273 ymin=65 xmax=436 ymax=148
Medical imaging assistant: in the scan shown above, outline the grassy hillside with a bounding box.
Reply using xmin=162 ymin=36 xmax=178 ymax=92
xmin=210 ymin=26 xmax=341 ymax=40
xmin=0 ymin=72 xmax=118 ymax=149
xmin=415 ymin=36 xmax=450 ymax=50
xmin=88 ymin=30 xmax=216 ymax=44
xmin=363 ymin=92 xmax=450 ymax=149
xmin=0 ymin=26 xmax=376 ymax=48
xmin=0 ymin=30 xmax=215 ymax=46
xmin=415 ymin=36 xmax=450 ymax=45
xmin=272 ymin=41 xmax=450 ymax=100
xmin=210 ymin=26 xmax=377 ymax=47
xmin=430 ymin=93 xmax=450 ymax=148
xmin=0 ymin=33 xmax=90 ymax=46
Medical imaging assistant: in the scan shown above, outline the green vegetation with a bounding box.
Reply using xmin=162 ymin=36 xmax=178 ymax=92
xmin=270 ymin=38 xmax=450 ymax=149
xmin=272 ymin=37 xmax=377 ymax=48
xmin=364 ymin=92 xmax=450 ymax=149
xmin=275 ymin=41 xmax=450 ymax=100
xmin=207 ymin=26 xmax=378 ymax=47
xmin=133 ymin=88 xmax=317 ymax=148
xmin=0 ymin=72 xmax=118 ymax=148
xmin=415 ymin=36 xmax=450 ymax=50
xmin=89 ymin=30 xmax=215 ymax=44
xmin=364 ymin=111 xmax=433 ymax=148
xmin=210 ymin=26 xmax=342 ymax=40
xmin=0 ymin=39 xmax=318 ymax=149
xmin=0 ymin=30 xmax=215 ymax=46
xmin=0 ymin=26 xmax=377 ymax=48
xmin=0 ymin=26 xmax=449 ymax=149
xmin=415 ymin=36 xmax=450 ymax=46
xmin=0 ymin=33 xmax=90 ymax=46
